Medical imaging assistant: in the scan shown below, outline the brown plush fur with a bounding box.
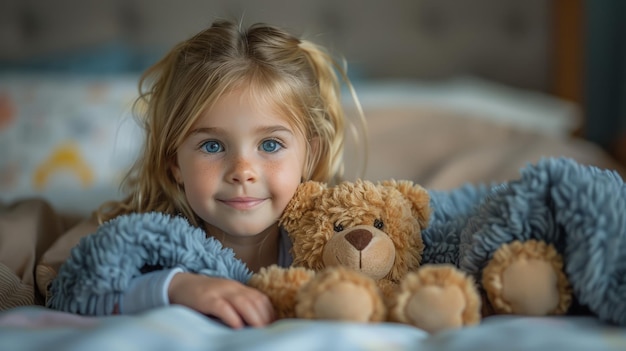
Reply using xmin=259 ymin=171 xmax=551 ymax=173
xmin=247 ymin=266 xmax=315 ymax=319
xmin=248 ymin=179 xmax=482 ymax=333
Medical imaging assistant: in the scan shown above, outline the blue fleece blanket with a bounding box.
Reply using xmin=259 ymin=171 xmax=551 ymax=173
xmin=423 ymin=157 xmax=626 ymax=325
xmin=47 ymin=212 xmax=251 ymax=314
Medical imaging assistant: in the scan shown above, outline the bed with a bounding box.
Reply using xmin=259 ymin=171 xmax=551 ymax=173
xmin=2 ymin=1 xmax=626 ymax=350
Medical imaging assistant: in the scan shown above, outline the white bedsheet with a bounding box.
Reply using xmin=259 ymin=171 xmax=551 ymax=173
xmin=1 ymin=305 xmax=624 ymax=351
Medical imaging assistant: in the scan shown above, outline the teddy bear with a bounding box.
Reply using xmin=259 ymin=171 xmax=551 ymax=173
xmin=248 ymin=179 xmax=482 ymax=333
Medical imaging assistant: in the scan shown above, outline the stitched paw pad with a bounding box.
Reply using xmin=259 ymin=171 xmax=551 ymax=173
xmin=390 ymin=265 xmax=481 ymax=333
xmin=482 ymin=240 xmax=572 ymax=316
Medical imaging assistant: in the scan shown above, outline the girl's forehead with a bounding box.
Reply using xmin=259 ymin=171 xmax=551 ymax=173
xmin=197 ymin=86 xmax=299 ymax=128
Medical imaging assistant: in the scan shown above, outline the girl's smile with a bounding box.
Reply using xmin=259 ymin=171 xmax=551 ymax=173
xmin=219 ymin=197 xmax=267 ymax=211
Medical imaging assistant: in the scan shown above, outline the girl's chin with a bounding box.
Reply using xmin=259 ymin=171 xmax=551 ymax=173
xmin=216 ymin=223 xmax=278 ymax=239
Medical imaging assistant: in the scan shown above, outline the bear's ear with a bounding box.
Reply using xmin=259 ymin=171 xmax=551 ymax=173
xmin=381 ymin=179 xmax=431 ymax=229
xmin=279 ymin=181 xmax=327 ymax=229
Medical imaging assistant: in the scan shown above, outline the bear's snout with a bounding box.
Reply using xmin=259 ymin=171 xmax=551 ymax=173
xmin=344 ymin=229 xmax=373 ymax=251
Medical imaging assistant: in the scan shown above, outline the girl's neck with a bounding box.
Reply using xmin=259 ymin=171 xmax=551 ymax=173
xmin=205 ymin=223 xmax=280 ymax=273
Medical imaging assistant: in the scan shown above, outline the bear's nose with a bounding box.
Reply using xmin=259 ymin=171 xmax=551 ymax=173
xmin=344 ymin=229 xmax=372 ymax=251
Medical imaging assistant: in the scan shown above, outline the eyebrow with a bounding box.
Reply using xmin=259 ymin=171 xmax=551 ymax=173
xmin=190 ymin=125 xmax=295 ymax=136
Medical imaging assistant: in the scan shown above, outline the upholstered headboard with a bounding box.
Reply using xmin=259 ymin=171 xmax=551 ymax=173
xmin=1 ymin=0 xmax=553 ymax=91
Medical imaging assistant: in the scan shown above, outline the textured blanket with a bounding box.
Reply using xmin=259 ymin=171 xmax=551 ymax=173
xmin=423 ymin=157 xmax=626 ymax=325
xmin=47 ymin=212 xmax=251 ymax=314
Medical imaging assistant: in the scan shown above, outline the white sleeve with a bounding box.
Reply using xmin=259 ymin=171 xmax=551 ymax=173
xmin=118 ymin=267 xmax=184 ymax=314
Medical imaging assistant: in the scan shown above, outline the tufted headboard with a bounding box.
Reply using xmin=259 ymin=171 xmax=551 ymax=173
xmin=1 ymin=0 xmax=554 ymax=92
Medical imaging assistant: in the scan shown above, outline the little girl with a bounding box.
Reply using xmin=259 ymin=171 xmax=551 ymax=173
xmin=48 ymin=20 xmax=366 ymax=329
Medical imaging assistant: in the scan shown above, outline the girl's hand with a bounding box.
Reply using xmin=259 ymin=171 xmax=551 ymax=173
xmin=168 ymin=272 xmax=275 ymax=329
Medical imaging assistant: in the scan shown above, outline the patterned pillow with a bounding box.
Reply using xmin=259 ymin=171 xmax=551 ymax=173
xmin=0 ymin=74 xmax=143 ymax=215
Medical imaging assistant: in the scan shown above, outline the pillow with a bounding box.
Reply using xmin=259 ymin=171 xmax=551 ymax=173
xmin=0 ymin=74 xmax=143 ymax=216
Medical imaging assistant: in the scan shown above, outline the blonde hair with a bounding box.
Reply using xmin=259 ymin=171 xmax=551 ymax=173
xmin=96 ymin=20 xmax=366 ymax=226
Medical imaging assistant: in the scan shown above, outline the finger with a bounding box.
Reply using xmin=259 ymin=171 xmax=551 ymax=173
xmin=247 ymin=286 xmax=276 ymax=322
xmin=234 ymin=292 xmax=275 ymax=327
xmin=234 ymin=304 xmax=265 ymax=327
xmin=208 ymin=300 xmax=245 ymax=329
xmin=256 ymin=293 xmax=276 ymax=323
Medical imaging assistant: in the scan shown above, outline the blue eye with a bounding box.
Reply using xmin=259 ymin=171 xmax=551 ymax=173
xmin=261 ymin=139 xmax=282 ymax=153
xmin=201 ymin=141 xmax=223 ymax=153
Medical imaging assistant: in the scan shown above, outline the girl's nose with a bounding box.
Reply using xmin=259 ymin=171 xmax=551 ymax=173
xmin=226 ymin=156 xmax=257 ymax=184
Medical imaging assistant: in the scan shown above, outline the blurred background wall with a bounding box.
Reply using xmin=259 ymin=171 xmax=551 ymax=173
xmin=1 ymin=0 xmax=553 ymax=90
xmin=584 ymin=0 xmax=626 ymax=165
xmin=0 ymin=0 xmax=623 ymax=164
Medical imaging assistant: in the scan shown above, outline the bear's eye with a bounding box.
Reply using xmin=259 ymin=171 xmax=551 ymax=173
xmin=333 ymin=223 xmax=344 ymax=232
xmin=374 ymin=219 xmax=384 ymax=229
